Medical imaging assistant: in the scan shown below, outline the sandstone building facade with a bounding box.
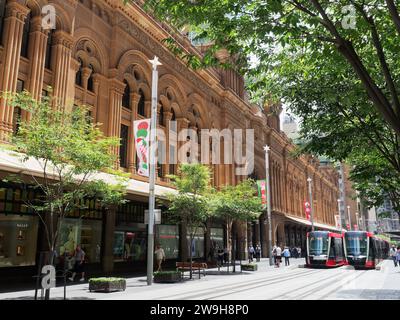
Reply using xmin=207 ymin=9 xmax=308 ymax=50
xmin=0 ymin=0 xmax=340 ymax=281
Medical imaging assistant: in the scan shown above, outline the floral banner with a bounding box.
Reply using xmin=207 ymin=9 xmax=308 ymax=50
xmin=257 ymin=180 xmax=267 ymax=206
xmin=134 ymin=119 xmax=151 ymax=177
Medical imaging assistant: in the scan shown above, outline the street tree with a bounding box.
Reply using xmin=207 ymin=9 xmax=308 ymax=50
xmin=1 ymin=91 xmax=128 ymax=267
xmin=210 ymin=179 xmax=262 ymax=263
xmin=166 ymin=163 xmax=212 ymax=279
xmin=138 ymin=0 xmax=400 ymax=137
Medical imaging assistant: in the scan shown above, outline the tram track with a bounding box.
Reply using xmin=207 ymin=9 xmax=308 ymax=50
xmin=152 ymin=267 xmax=323 ymax=300
xmin=271 ymin=269 xmax=367 ymax=300
xmin=171 ymin=268 xmax=328 ymax=300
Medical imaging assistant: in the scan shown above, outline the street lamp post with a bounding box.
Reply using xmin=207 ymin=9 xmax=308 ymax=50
xmin=337 ymin=199 xmax=342 ymax=231
xmin=307 ymin=177 xmax=315 ymax=231
xmin=347 ymin=205 xmax=352 ymax=231
xmin=146 ymin=56 xmax=162 ymax=286
xmin=264 ymin=145 xmax=273 ymax=266
xmin=355 ymin=212 xmax=359 ymax=230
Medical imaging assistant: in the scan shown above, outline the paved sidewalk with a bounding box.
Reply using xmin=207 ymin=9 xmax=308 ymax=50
xmin=0 ymin=258 xmax=305 ymax=300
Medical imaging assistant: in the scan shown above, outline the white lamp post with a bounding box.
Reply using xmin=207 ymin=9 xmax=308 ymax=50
xmin=146 ymin=56 xmax=162 ymax=286
xmin=264 ymin=145 xmax=273 ymax=266
xmin=347 ymin=205 xmax=352 ymax=231
xmin=337 ymin=199 xmax=342 ymax=231
xmin=307 ymin=177 xmax=315 ymax=231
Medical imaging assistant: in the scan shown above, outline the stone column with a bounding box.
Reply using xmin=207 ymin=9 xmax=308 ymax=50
xmin=51 ymin=30 xmax=73 ymax=109
xmin=164 ymin=111 xmax=173 ymax=181
xmin=23 ymin=16 xmax=48 ymax=122
xmin=130 ymin=93 xmax=140 ymax=174
xmin=0 ymin=1 xmax=30 ymax=142
xmin=107 ymin=78 xmax=125 ymax=164
xmin=102 ymin=207 xmax=116 ymax=274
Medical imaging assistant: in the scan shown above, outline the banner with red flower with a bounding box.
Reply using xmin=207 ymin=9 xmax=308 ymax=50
xmin=134 ymin=119 xmax=150 ymax=177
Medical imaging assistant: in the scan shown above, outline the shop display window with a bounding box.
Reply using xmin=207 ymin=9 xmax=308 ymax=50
xmin=57 ymin=218 xmax=102 ymax=264
xmin=113 ymin=228 xmax=147 ymax=262
xmin=156 ymin=225 xmax=179 ymax=259
xmin=187 ymin=227 xmax=205 ymax=259
xmin=0 ymin=215 xmax=39 ymax=268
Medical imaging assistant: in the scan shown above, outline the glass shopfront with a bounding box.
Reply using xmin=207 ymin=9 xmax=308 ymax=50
xmin=113 ymin=201 xmax=147 ymax=262
xmin=187 ymin=227 xmax=205 ymax=259
xmin=210 ymin=227 xmax=224 ymax=251
xmin=0 ymin=215 xmax=39 ymax=268
xmin=57 ymin=218 xmax=102 ymax=264
xmin=156 ymin=225 xmax=179 ymax=259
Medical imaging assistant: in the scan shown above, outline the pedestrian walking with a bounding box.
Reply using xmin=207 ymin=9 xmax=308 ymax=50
xmin=283 ymin=247 xmax=291 ymax=266
xmin=297 ymin=247 xmax=302 ymax=258
xmin=275 ymin=245 xmax=282 ymax=268
xmin=217 ymin=247 xmax=224 ymax=266
xmin=248 ymin=244 xmax=255 ymax=262
xmin=223 ymin=247 xmax=229 ymax=264
xmin=255 ymin=244 xmax=262 ymax=262
xmin=68 ymin=245 xmax=85 ymax=282
xmin=396 ymin=247 xmax=400 ymax=267
xmin=272 ymin=245 xmax=277 ymax=265
xmin=154 ymin=245 xmax=166 ymax=272
xmin=390 ymin=245 xmax=397 ymax=267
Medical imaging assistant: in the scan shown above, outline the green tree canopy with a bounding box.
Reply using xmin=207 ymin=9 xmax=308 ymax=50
xmin=1 ymin=90 xmax=128 ymax=254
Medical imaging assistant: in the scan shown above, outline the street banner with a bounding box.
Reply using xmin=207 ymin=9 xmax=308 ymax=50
xmin=257 ymin=180 xmax=267 ymax=206
xmin=334 ymin=215 xmax=341 ymax=229
xmin=134 ymin=119 xmax=151 ymax=177
xmin=346 ymin=223 xmax=350 ymax=231
xmin=304 ymin=201 xmax=311 ymax=220
xmin=354 ymin=224 xmax=358 ymax=231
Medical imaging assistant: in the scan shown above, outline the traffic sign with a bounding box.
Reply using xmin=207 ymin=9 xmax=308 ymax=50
xmin=145 ymin=209 xmax=162 ymax=225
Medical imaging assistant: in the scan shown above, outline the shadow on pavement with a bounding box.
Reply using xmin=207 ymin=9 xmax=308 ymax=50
xmin=337 ymin=289 xmax=400 ymax=299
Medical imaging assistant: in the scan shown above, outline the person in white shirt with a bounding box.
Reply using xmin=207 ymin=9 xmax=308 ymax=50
xmin=154 ymin=245 xmax=166 ymax=272
xmin=390 ymin=245 xmax=397 ymax=267
xmin=275 ymin=246 xmax=282 ymax=267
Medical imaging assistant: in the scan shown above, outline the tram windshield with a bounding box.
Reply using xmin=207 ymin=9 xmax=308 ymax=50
xmin=308 ymin=233 xmax=329 ymax=256
xmin=345 ymin=232 xmax=368 ymax=256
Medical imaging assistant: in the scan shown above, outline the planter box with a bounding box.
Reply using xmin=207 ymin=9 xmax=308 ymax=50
xmin=154 ymin=272 xmax=182 ymax=283
xmin=241 ymin=264 xmax=258 ymax=271
xmin=89 ymin=278 xmax=126 ymax=292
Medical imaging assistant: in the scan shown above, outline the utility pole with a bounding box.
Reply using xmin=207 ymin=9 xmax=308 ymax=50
xmin=147 ymin=56 xmax=161 ymax=286
xmin=347 ymin=205 xmax=352 ymax=231
xmin=337 ymin=198 xmax=342 ymax=231
xmin=307 ymin=177 xmax=315 ymax=231
xmin=264 ymin=145 xmax=273 ymax=266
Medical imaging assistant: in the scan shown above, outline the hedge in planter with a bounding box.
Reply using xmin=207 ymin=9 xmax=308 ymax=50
xmin=89 ymin=278 xmax=126 ymax=292
xmin=241 ymin=264 xmax=258 ymax=271
xmin=154 ymin=271 xmax=182 ymax=283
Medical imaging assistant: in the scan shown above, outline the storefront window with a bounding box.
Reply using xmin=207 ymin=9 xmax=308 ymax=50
xmin=57 ymin=218 xmax=102 ymax=264
xmin=210 ymin=228 xmax=224 ymax=251
xmin=187 ymin=227 xmax=204 ymax=259
xmin=156 ymin=225 xmax=179 ymax=259
xmin=113 ymin=227 xmax=147 ymax=262
xmin=0 ymin=215 xmax=39 ymax=268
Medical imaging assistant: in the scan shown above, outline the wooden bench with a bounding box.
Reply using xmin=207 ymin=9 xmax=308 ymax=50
xmin=176 ymin=262 xmax=208 ymax=279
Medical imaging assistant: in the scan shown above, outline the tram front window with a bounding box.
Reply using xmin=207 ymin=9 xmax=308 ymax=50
xmin=345 ymin=233 xmax=367 ymax=256
xmin=309 ymin=234 xmax=329 ymax=256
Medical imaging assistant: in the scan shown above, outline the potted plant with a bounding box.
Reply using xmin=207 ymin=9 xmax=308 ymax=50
xmin=241 ymin=263 xmax=258 ymax=271
xmin=88 ymin=277 xmax=126 ymax=292
xmin=153 ymin=271 xmax=182 ymax=283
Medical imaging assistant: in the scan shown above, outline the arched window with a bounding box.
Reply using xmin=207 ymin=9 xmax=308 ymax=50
xmin=20 ymin=12 xmax=31 ymax=58
xmin=137 ymin=89 xmax=145 ymax=116
xmin=44 ymin=30 xmax=54 ymax=70
xmin=122 ymin=80 xmax=131 ymax=109
xmin=158 ymin=104 xmax=164 ymax=126
xmin=75 ymin=58 xmax=83 ymax=87
xmin=0 ymin=0 xmax=6 ymax=45
xmin=87 ymin=64 xmax=94 ymax=92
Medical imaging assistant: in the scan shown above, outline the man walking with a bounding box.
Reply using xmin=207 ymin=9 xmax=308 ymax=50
xmin=255 ymin=244 xmax=262 ymax=262
xmin=248 ymin=244 xmax=255 ymax=262
xmin=283 ymin=247 xmax=291 ymax=266
xmin=275 ymin=245 xmax=282 ymax=268
xmin=390 ymin=245 xmax=397 ymax=267
xmin=69 ymin=245 xmax=85 ymax=282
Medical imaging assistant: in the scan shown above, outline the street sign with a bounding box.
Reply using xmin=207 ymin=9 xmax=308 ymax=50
xmin=145 ymin=209 xmax=161 ymax=225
